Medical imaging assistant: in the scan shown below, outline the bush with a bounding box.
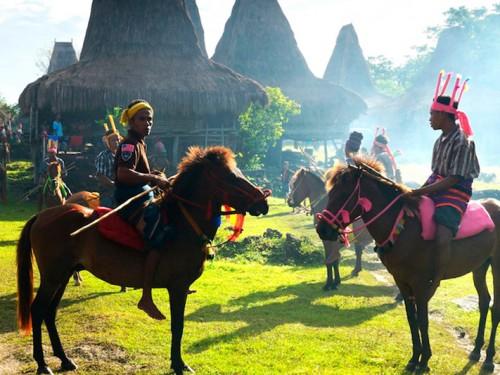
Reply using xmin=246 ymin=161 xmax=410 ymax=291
xmin=217 ymin=229 xmax=323 ymax=266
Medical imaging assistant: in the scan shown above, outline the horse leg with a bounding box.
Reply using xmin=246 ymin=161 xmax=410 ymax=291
xmin=323 ymin=263 xmax=334 ymax=291
xmin=332 ymin=260 xmax=341 ymax=287
xmin=168 ymin=286 xmax=194 ymax=374
xmin=483 ymin=258 xmax=500 ymax=372
xmin=45 ymin=280 xmax=78 ymax=372
xmin=469 ymin=260 xmax=491 ymax=361
xmin=403 ymin=296 xmax=421 ymax=371
xmin=351 ymin=244 xmax=362 ymax=276
xmin=416 ymin=298 xmax=432 ymax=372
xmin=31 ymin=281 xmax=60 ymax=374
xmin=322 ymin=241 xmax=339 ymax=290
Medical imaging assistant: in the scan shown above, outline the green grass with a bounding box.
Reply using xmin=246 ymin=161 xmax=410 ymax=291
xmin=1 ymin=196 xmax=499 ymax=374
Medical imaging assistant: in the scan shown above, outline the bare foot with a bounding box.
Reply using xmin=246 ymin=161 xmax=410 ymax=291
xmin=138 ymin=298 xmax=166 ymax=320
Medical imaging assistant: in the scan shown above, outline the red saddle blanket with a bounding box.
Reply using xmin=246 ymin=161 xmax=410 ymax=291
xmin=419 ymin=196 xmax=495 ymax=240
xmin=96 ymin=207 xmax=144 ymax=250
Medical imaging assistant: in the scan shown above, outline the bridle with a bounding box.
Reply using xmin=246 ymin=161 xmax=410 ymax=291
xmin=164 ymin=168 xmax=270 ymax=251
xmin=316 ymin=166 xmax=404 ymax=247
xmin=169 ymin=169 xmax=270 ymax=218
xmin=288 ymin=169 xmax=327 ymax=213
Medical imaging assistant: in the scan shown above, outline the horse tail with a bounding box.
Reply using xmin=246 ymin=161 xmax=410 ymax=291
xmin=16 ymin=215 xmax=37 ymax=335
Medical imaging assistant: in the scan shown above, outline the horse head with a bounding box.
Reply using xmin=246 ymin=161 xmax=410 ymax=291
xmin=287 ymin=168 xmax=308 ymax=208
xmin=316 ymin=163 xmax=362 ymax=241
xmin=172 ymin=146 xmax=269 ymax=217
xmin=316 ymin=157 xmax=409 ymax=242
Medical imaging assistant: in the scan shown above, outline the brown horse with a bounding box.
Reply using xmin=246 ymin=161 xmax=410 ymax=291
xmin=287 ymin=168 xmax=371 ymax=290
xmin=316 ymin=157 xmax=500 ymax=372
xmin=17 ymin=146 xmax=269 ymax=375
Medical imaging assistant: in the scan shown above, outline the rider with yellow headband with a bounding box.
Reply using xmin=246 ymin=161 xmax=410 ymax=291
xmin=115 ymin=99 xmax=173 ymax=320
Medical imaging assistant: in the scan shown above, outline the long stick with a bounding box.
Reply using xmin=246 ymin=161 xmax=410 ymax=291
xmin=70 ymin=186 xmax=158 ymax=237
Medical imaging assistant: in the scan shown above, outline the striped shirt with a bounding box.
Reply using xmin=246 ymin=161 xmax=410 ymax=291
xmin=95 ymin=149 xmax=115 ymax=179
xmin=431 ymin=126 xmax=480 ymax=180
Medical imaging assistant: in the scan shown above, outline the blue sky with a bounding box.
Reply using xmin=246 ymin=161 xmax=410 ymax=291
xmin=0 ymin=0 xmax=498 ymax=104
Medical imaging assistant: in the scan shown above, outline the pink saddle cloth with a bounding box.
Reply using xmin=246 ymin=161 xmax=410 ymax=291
xmin=419 ymin=196 xmax=495 ymax=240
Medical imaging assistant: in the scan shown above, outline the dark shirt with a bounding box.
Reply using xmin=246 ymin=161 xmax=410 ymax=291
xmin=114 ymin=130 xmax=151 ymax=188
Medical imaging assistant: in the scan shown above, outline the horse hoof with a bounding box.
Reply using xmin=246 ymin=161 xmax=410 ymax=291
xmin=405 ymin=361 xmax=417 ymax=372
xmin=351 ymin=269 xmax=361 ymax=277
xmin=171 ymin=364 xmax=195 ymax=374
xmin=468 ymin=350 xmax=481 ymax=362
xmin=415 ymin=364 xmax=430 ymax=373
xmin=482 ymin=361 xmax=495 ymax=373
xmin=60 ymin=358 xmax=78 ymax=371
xmin=322 ymin=283 xmax=333 ymax=291
xmin=37 ymin=366 xmax=54 ymax=375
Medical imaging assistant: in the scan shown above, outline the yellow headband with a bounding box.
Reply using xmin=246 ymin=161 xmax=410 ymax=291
xmin=120 ymin=101 xmax=154 ymax=125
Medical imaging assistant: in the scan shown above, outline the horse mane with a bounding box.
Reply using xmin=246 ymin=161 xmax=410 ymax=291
xmin=172 ymin=146 xmax=236 ymax=197
xmin=177 ymin=146 xmax=236 ymax=174
xmin=325 ymin=156 xmax=411 ymax=195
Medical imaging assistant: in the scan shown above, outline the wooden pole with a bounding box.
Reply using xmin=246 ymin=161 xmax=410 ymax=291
xmin=70 ymin=186 xmax=158 ymax=237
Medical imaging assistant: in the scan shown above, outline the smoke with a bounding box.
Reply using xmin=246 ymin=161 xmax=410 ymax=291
xmin=350 ymin=12 xmax=500 ymax=180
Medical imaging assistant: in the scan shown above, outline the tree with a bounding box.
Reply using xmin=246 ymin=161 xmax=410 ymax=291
xmin=368 ymin=45 xmax=432 ymax=97
xmin=237 ymin=87 xmax=300 ymax=170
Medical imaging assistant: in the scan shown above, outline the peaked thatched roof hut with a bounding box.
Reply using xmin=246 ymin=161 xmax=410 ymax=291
xmin=47 ymin=41 xmax=78 ymax=74
xmin=19 ymin=0 xmax=266 ymax=164
xmin=184 ymin=0 xmax=207 ymax=57
xmin=212 ymin=0 xmax=366 ymax=142
xmin=323 ymin=24 xmax=376 ymax=99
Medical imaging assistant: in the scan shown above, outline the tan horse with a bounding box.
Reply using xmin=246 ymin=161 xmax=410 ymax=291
xmin=287 ymin=168 xmax=372 ymax=290
xmin=17 ymin=146 xmax=269 ymax=375
xmin=317 ymin=157 xmax=500 ymax=373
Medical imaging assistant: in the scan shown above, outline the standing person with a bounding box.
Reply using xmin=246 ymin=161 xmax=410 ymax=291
xmin=371 ymin=130 xmax=401 ymax=182
xmin=52 ymin=114 xmax=64 ymax=141
xmin=39 ymin=139 xmax=67 ymax=179
xmin=95 ymin=129 xmax=122 ymax=207
xmin=152 ymin=136 xmax=169 ymax=173
xmin=343 ymin=131 xmax=370 ymax=276
xmin=344 ymin=131 xmax=363 ymax=164
xmin=281 ymin=160 xmax=291 ymax=200
xmin=404 ymin=72 xmax=479 ymax=286
xmin=115 ymin=99 xmax=173 ymax=320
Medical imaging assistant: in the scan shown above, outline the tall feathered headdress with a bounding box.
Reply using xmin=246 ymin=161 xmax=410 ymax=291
xmin=430 ymin=70 xmax=472 ymax=137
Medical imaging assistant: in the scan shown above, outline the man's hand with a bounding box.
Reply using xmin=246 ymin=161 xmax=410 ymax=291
xmin=153 ymin=175 xmax=171 ymax=190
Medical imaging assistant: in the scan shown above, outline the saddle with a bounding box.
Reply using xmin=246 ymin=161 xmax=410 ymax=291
xmin=419 ymin=196 xmax=495 ymax=240
xmin=95 ymin=207 xmax=144 ymax=250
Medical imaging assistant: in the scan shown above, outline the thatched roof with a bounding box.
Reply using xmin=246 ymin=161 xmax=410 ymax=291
xmin=184 ymin=0 xmax=207 ymax=57
xmin=323 ymin=24 xmax=376 ymax=98
xmin=212 ymin=0 xmax=366 ymax=140
xmin=47 ymin=42 xmax=78 ymax=74
xmin=19 ymin=0 xmax=265 ymax=126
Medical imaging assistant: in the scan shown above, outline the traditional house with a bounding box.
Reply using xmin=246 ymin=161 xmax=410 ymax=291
xmin=19 ymin=0 xmax=266 ymax=168
xmin=324 ymin=24 xmax=377 ymax=100
xmin=47 ymin=41 xmax=78 ymax=74
xmin=212 ymin=0 xmax=366 ymax=158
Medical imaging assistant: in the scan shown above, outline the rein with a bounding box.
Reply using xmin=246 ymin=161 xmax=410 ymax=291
xmin=317 ymin=172 xmax=404 ymax=247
